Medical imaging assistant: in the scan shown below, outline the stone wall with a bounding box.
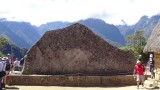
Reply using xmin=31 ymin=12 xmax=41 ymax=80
xmin=154 ymin=53 xmax=160 ymax=69
xmin=6 ymin=75 xmax=149 ymax=86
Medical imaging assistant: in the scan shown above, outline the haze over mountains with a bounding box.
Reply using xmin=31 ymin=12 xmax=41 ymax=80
xmin=0 ymin=20 xmax=40 ymax=48
xmin=0 ymin=14 xmax=160 ymax=49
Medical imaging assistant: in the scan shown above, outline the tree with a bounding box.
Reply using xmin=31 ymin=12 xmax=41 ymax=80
xmin=0 ymin=36 xmax=9 ymax=51
xmin=123 ymin=30 xmax=147 ymax=63
xmin=126 ymin=31 xmax=146 ymax=47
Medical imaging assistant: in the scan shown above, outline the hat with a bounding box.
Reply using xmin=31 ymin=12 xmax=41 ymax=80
xmin=139 ymin=55 xmax=142 ymax=57
xmin=149 ymin=54 xmax=153 ymax=58
xmin=136 ymin=60 xmax=141 ymax=64
xmin=2 ymin=57 xmax=5 ymax=61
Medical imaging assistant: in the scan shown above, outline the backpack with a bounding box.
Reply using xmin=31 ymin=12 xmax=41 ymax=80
xmin=5 ymin=64 xmax=11 ymax=71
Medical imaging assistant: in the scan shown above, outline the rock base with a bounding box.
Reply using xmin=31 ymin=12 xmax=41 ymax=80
xmin=7 ymin=75 xmax=139 ymax=86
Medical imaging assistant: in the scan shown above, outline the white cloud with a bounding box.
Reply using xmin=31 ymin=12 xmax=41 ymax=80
xmin=0 ymin=0 xmax=160 ymax=26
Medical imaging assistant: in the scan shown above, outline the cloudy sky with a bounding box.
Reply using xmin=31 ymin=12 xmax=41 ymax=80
xmin=0 ymin=0 xmax=160 ymax=26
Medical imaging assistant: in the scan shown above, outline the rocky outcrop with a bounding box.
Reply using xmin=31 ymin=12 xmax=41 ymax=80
xmin=23 ymin=23 xmax=135 ymax=75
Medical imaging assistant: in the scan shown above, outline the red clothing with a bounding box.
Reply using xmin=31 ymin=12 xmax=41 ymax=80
xmin=8 ymin=55 xmax=14 ymax=64
xmin=134 ymin=64 xmax=144 ymax=75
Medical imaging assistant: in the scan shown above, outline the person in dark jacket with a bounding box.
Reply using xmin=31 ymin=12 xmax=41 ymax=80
xmin=149 ymin=57 xmax=155 ymax=79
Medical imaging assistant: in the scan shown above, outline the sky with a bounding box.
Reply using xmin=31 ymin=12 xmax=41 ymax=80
xmin=0 ymin=0 xmax=160 ymax=26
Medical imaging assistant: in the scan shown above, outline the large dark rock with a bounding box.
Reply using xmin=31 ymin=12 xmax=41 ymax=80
xmin=23 ymin=23 xmax=135 ymax=75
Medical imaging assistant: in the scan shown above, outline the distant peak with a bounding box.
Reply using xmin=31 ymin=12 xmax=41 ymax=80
xmin=79 ymin=18 xmax=106 ymax=23
xmin=140 ymin=15 xmax=149 ymax=20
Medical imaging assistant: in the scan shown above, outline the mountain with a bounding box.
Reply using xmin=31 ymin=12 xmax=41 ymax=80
xmin=78 ymin=18 xmax=126 ymax=46
xmin=2 ymin=21 xmax=40 ymax=47
xmin=38 ymin=21 xmax=71 ymax=35
xmin=117 ymin=15 xmax=160 ymax=38
xmin=3 ymin=14 xmax=159 ymax=49
xmin=38 ymin=18 xmax=126 ymax=46
xmin=0 ymin=22 xmax=30 ymax=48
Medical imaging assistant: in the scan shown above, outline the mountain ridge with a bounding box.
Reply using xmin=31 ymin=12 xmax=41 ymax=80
xmin=1 ymin=14 xmax=160 ymax=49
xmin=117 ymin=15 xmax=160 ymax=39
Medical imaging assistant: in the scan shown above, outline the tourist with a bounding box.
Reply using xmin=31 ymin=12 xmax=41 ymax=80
xmin=7 ymin=54 xmax=14 ymax=73
xmin=149 ymin=54 xmax=155 ymax=79
xmin=0 ymin=58 xmax=6 ymax=90
xmin=0 ymin=71 xmax=6 ymax=90
xmin=0 ymin=57 xmax=10 ymax=90
xmin=133 ymin=60 xmax=145 ymax=89
xmin=14 ymin=58 xmax=21 ymax=71
xmin=0 ymin=57 xmax=4 ymax=73
xmin=7 ymin=54 xmax=14 ymax=64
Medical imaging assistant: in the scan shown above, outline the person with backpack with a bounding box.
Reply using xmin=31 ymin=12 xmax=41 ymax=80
xmin=133 ymin=60 xmax=145 ymax=89
xmin=0 ymin=57 xmax=10 ymax=90
xmin=0 ymin=57 xmax=7 ymax=90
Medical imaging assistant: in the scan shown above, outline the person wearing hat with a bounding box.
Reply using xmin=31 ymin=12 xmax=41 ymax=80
xmin=0 ymin=57 xmax=10 ymax=90
xmin=7 ymin=54 xmax=14 ymax=73
xmin=149 ymin=54 xmax=155 ymax=79
xmin=133 ymin=60 xmax=145 ymax=89
xmin=7 ymin=54 xmax=14 ymax=64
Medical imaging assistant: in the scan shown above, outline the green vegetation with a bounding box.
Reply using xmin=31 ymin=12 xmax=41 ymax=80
xmin=120 ymin=30 xmax=148 ymax=63
xmin=0 ymin=35 xmax=9 ymax=56
xmin=0 ymin=51 xmax=4 ymax=57
xmin=0 ymin=35 xmax=27 ymax=59
xmin=2 ymin=44 xmax=28 ymax=59
xmin=0 ymin=35 xmax=9 ymax=50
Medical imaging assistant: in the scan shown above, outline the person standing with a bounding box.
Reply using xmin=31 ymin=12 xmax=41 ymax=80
xmin=133 ymin=60 xmax=145 ymax=89
xmin=0 ymin=57 xmax=10 ymax=90
xmin=14 ymin=58 xmax=21 ymax=71
xmin=7 ymin=54 xmax=14 ymax=73
xmin=7 ymin=54 xmax=14 ymax=64
xmin=149 ymin=54 xmax=155 ymax=79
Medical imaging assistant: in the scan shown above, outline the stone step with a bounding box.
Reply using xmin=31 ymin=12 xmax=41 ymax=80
xmin=144 ymin=77 xmax=160 ymax=89
xmin=144 ymin=79 xmax=155 ymax=87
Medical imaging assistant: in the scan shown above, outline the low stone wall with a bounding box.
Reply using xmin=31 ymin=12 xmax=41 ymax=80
xmin=6 ymin=75 xmax=148 ymax=86
xmin=154 ymin=53 xmax=160 ymax=69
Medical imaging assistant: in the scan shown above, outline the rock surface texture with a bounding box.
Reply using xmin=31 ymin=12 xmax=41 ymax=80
xmin=23 ymin=23 xmax=135 ymax=75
